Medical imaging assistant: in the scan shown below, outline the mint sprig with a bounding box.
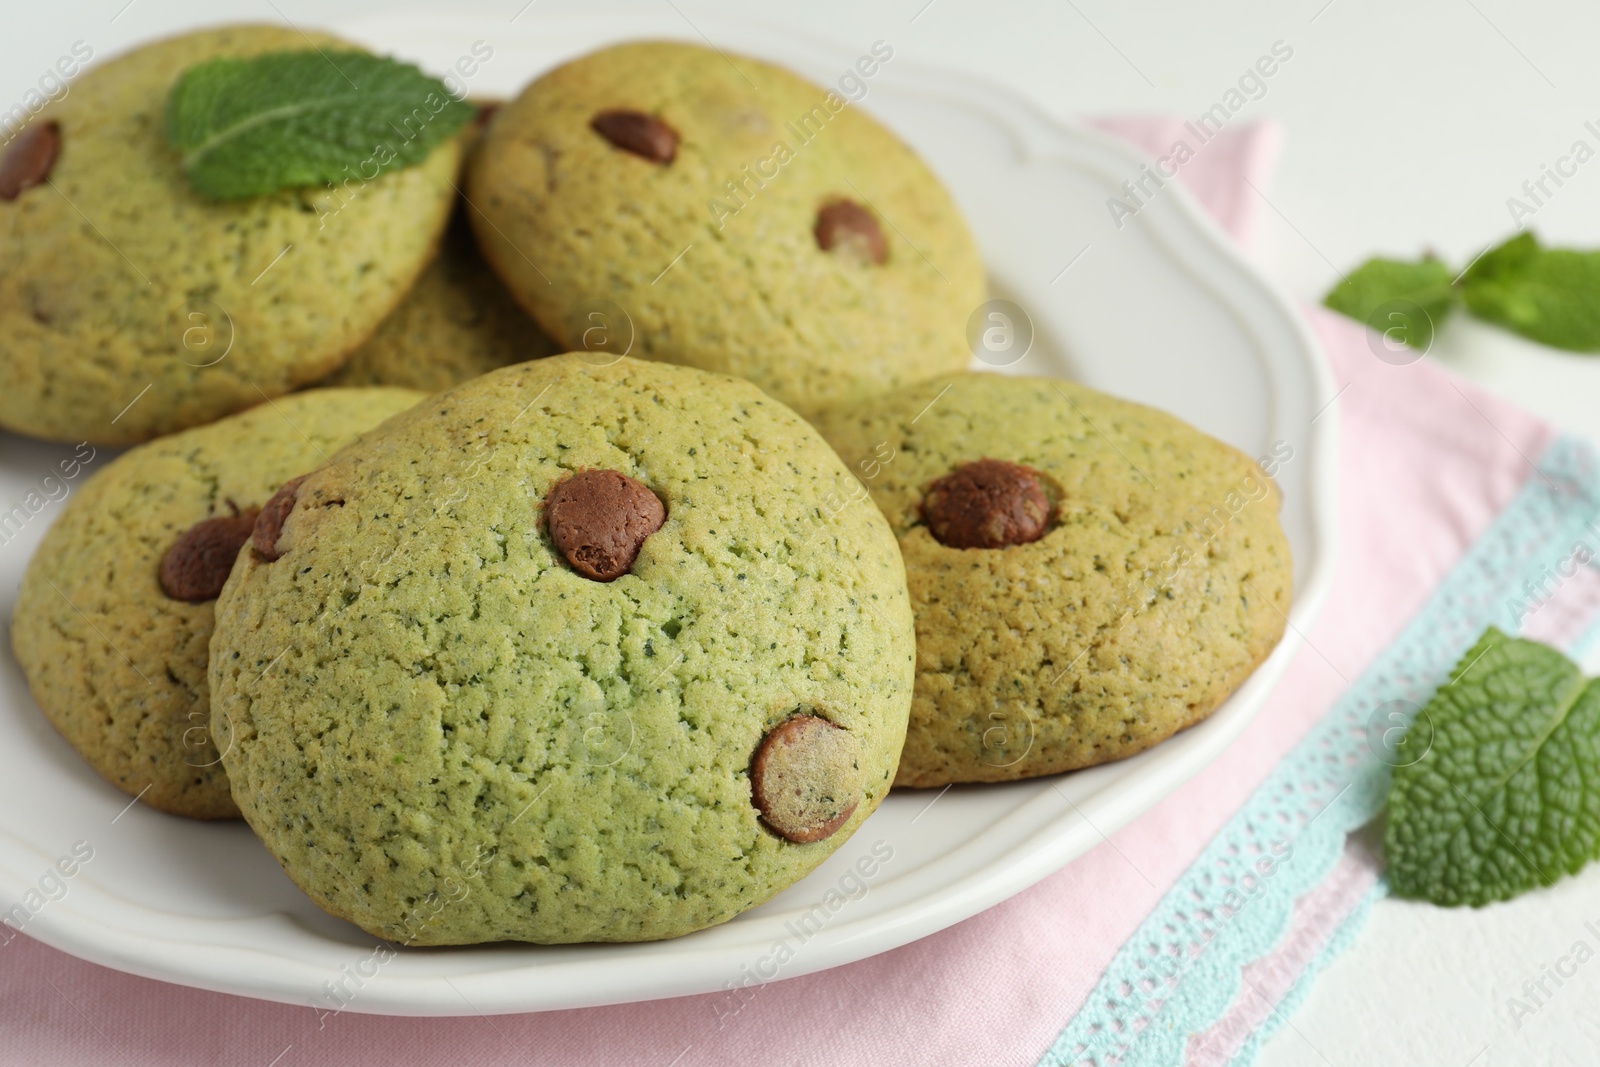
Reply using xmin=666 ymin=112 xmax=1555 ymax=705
xmin=1323 ymin=255 xmax=1456 ymax=351
xmin=165 ymin=51 xmax=473 ymax=199
xmin=1385 ymin=628 xmax=1600 ymax=907
xmin=1324 ymin=232 xmax=1600 ymax=354
xmin=1460 ymin=233 xmax=1600 ymax=352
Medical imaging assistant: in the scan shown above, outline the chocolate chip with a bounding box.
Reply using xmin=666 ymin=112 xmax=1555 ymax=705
xmin=590 ymin=110 xmax=677 ymax=164
xmin=544 ymin=469 xmax=665 ymax=581
xmin=751 ymin=715 xmax=862 ymax=843
xmin=814 ymin=199 xmax=886 ymax=265
xmin=921 ymin=459 xmax=1053 ymax=549
xmin=251 ymin=475 xmax=307 ymax=562
xmin=159 ymin=509 xmax=260 ymax=602
xmin=0 ymin=121 xmax=60 ymax=201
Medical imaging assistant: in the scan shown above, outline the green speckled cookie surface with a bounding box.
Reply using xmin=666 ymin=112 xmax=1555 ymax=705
xmin=813 ymin=372 xmax=1293 ymax=786
xmin=321 ymin=207 xmax=558 ymax=392
xmin=466 ymin=40 xmax=985 ymax=416
xmin=210 ymin=355 xmax=915 ymax=943
xmin=11 ymin=387 xmax=424 ymax=818
xmin=322 ymin=112 xmax=558 ymax=393
xmin=0 ymin=25 xmax=460 ymax=444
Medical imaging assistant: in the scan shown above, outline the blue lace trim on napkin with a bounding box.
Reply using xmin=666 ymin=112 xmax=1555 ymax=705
xmin=1038 ymin=434 xmax=1600 ymax=1067
xmin=1227 ymin=882 xmax=1382 ymax=1067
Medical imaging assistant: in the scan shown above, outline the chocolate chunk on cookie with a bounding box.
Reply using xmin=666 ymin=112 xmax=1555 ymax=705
xmin=751 ymin=715 xmax=862 ymax=843
xmin=545 ymin=469 xmax=665 ymax=581
xmin=921 ymin=458 xmax=1052 ymax=549
xmin=160 ymin=509 xmax=260 ymax=602
xmin=0 ymin=121 xmax=59 ymax=201
xmin=252 ymin=475 xmax=307 ymax=563
xmin=590 ymin=109 xmax=678 ymax=163
xmin=814 ymin=199 xmax=886 ymax=265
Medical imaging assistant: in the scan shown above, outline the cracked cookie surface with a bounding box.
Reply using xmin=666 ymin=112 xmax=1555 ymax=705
xmin=11 ymin=387 xmax=424 ymax=818
xmin=813 ymin=372 xmax=1293 ymax=786
xmin=210 ymin=355 xmax=914 ymax=944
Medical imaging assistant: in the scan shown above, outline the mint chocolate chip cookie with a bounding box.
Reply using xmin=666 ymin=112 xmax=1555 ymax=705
xmin=0 ymin=25 xmax=460 ymax=444
xmin=814 ymin=372 xmax=1293 ymax=786
xmin=209 ymin=355 xmax=915 ymax=944
xmin=11 ymin=387 xmax=424 ymax=819
xmin=466 ymin=41 xmax=985 ymax=417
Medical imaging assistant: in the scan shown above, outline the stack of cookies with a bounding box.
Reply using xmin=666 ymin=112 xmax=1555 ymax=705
xmin=1 ymin=26 xmax=1291 ymax=946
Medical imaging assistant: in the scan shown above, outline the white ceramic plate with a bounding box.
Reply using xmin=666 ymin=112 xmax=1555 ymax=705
xmin=0 ymin=9 xmax=1336 ymax=1015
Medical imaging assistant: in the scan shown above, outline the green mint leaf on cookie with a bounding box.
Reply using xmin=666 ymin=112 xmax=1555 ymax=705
xmin=1323 ymin=255 xmax=1457 ymax=350
xmin=1460 ymin=232 xmax=1600 ymax=352
xmin=1385 ymin=628 xmax=1600 ymax=907
xmin=165 ymin=51 xmax=473 ymax=199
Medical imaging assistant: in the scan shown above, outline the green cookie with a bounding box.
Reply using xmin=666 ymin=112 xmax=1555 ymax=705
xmin=814 ymin=372 xmax=1293 ymax=786
xmin=12 ymin=387 xmax=425 ymax=819
xmin=466 ymin=40 xmax=985 ymax=417
xmin=210 ymin=355 xmax=914 ymax=943
xmin=0 ymin=25 xmax=459 ymax=444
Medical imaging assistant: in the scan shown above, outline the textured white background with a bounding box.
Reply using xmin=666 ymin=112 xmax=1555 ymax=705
xmin=7 ymin=2 xmax=1600 ymax=1064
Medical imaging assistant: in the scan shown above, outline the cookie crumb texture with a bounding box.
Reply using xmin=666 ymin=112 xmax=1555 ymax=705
xmin=319 ymin=206 xmax=560 ymax=392
xmin=10 ymin=387 xmax=424 ymax=819
xmin=814 ymin=373 xmax=1293 ymax=786
xmin=210 ymin=355 xmax=914 ymax=944
xmin=466 ymin=41 xmax=985 ymax=416
xmin=0 ymin=25 xmax=460 ymax=444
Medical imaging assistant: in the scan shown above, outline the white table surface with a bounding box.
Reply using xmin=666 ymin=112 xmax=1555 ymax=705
xmin=7 ymin=2 xmax=1600 ymax=1064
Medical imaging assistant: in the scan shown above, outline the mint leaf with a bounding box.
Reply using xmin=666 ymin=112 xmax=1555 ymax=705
xmin=165 ymin=51 xmax=473 ymax=199
xmin=1460 ymin=232 xmax=1600 ymax=352
xmin=1323 ymin=255 xmax=1458 ymax=350
xmin=1385 ymin=628 xmax=1600 ymax=906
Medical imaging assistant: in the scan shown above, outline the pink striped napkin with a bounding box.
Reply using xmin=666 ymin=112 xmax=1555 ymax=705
xmin=4 ymin=117 xmax=1593 ymax=1067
